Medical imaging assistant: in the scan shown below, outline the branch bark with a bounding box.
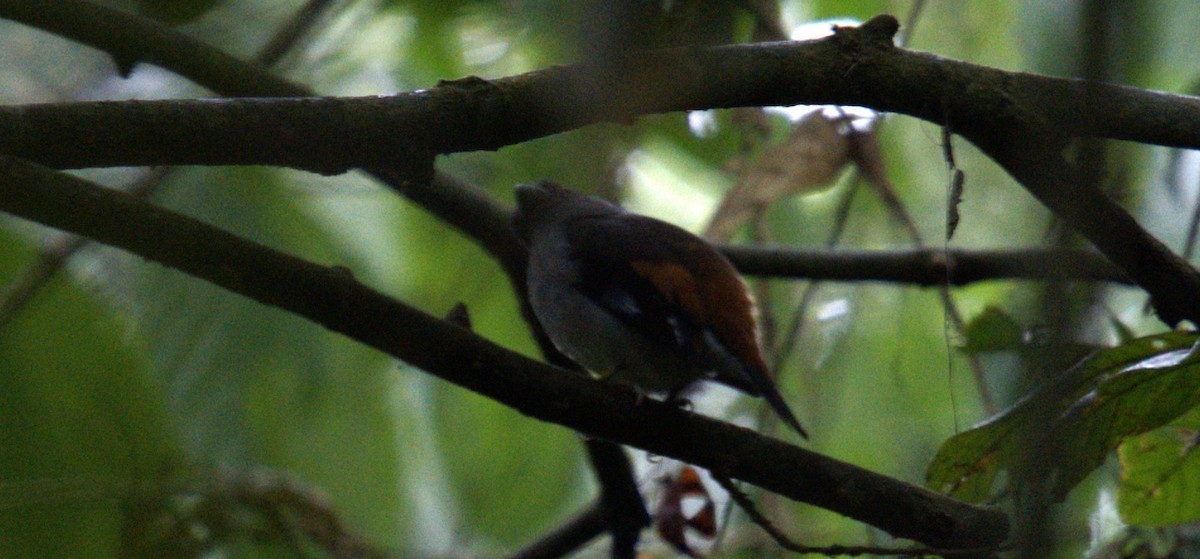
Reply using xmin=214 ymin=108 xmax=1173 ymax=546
xmin=723 ymin=246 xmax=1127 ymax=285
xmin=0 ymin=155 xmax=1008 ymax=551
xmin=511 ymin=502 xmax=608 ymax=559
xmin=4 ymin=31 xmax=1200 ymax=170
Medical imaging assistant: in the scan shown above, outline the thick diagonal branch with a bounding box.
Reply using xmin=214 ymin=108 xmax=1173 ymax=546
xmin=3 ymin=17 xmax=1200 ymax=172
xmin=0 ymin=156 xmax=1008 ymax=550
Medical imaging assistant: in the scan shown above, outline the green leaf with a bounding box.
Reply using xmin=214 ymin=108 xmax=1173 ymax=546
xmin=925 ymin=413 xmax=1020 ymax=502
xmin=1051 ymin=339 xmax=1200 ymax=498
xmin=1117 ymin=407 xmax=1200 ymax=526
xmin=927 ymin=332 xmax=1198 ymax=502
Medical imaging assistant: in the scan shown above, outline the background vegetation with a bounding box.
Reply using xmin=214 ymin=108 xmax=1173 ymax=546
xmin=3 ymin=0 xmax=1200 ymax=557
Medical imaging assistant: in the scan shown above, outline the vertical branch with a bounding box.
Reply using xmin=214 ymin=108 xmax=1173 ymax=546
xmin=1018 ymin=2 xmax=1113 ymax=557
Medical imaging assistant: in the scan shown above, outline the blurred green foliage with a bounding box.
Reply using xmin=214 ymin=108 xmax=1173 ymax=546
xmin=4 ymin=1 xmax=1200 ymax=558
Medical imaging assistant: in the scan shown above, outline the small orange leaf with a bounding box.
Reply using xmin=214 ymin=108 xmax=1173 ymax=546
xmin=654 ymin=466 xmax=718 ymax=558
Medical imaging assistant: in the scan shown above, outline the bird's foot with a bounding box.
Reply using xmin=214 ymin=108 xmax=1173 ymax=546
xmin=666 ymin=391 xmax=694 ymax=413
xmin=596 ymin=370 xmax=647 ymax=404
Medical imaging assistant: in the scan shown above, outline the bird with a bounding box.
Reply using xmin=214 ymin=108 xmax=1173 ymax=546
xmin=512 ymin=180 xmax=808 ymax=439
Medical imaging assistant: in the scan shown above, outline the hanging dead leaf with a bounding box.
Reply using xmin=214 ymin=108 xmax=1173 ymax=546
xmin=705 ymin=111 xmax=853 ymax=241
xmin=654 ymin=466 xmax=717 ymax=558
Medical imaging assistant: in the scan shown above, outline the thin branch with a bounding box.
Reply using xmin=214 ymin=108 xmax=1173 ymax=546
xmin=723 ymin=246 xmax=1128 ymax=285
xmin=896 ymin=0 xmax=927 ymax=47
xmin=0 ymin=155 xmax=1008 ymax=550
xmin=711 ymin=475 xmax=1007 ymax=558
xmin=0 ymin=43 xmax=1188 ymax=170
xmin=773 ymin=174 xmax=863 ymax=371
xmin=0 ymin=233 xmax=79 ymax=331
xmin=938 ymin=126 xmax=994 ymax=415
xmin=582 ymin=439 xmax=649 ymax=559
xmin=255 ymin=0 xmax=336 ymax=67
xmin=509 ymin=501 xmax=608 ymax=559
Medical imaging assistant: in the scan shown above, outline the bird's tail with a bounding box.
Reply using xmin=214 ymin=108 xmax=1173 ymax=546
xmin=746 ymin=367 xmax=809 ymax=440
xmin=702 ymin=330 xmax=809 ymax=439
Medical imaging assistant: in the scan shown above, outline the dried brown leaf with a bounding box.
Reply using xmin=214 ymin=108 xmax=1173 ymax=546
xmin=705 ymin=111 xmax=852 ymax=240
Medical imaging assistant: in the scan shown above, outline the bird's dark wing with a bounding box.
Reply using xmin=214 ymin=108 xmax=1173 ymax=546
xmin=563 ymin=213 xmax=756 ymax=392
xmin=565 ymin=211 xmax=809 ymax=438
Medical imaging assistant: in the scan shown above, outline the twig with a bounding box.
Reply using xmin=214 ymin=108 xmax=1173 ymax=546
xmin=897 ymin=0 xmax=927 ymax=47
xmin=938 ymin=122 xmax=995 ymax=415
xmin=722 ymin=246 xmax=1127 ymax=286
xmin=255 ymin=0 xmax=336 ymax=67
xmin=712 ymin=474 xmax=1008 ymax=558
xmin=773 ymin=174 xmax=864 ymax=371
xmin=509 ymin=501 xmax=608 ymax=559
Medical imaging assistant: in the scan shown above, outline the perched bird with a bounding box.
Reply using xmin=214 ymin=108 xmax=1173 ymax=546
xmin=512 ymin=181 xmax=808 ymax=439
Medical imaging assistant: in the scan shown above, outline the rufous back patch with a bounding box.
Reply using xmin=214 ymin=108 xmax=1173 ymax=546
xmin=630 ymin=259 xmax=768 ymax=374
xmin=630 ymin=260 xmax=704 ymax=318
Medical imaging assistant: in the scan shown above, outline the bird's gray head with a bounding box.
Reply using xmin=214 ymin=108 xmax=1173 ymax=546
xmin=512 ymin=181 xmax=622 ymax=244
